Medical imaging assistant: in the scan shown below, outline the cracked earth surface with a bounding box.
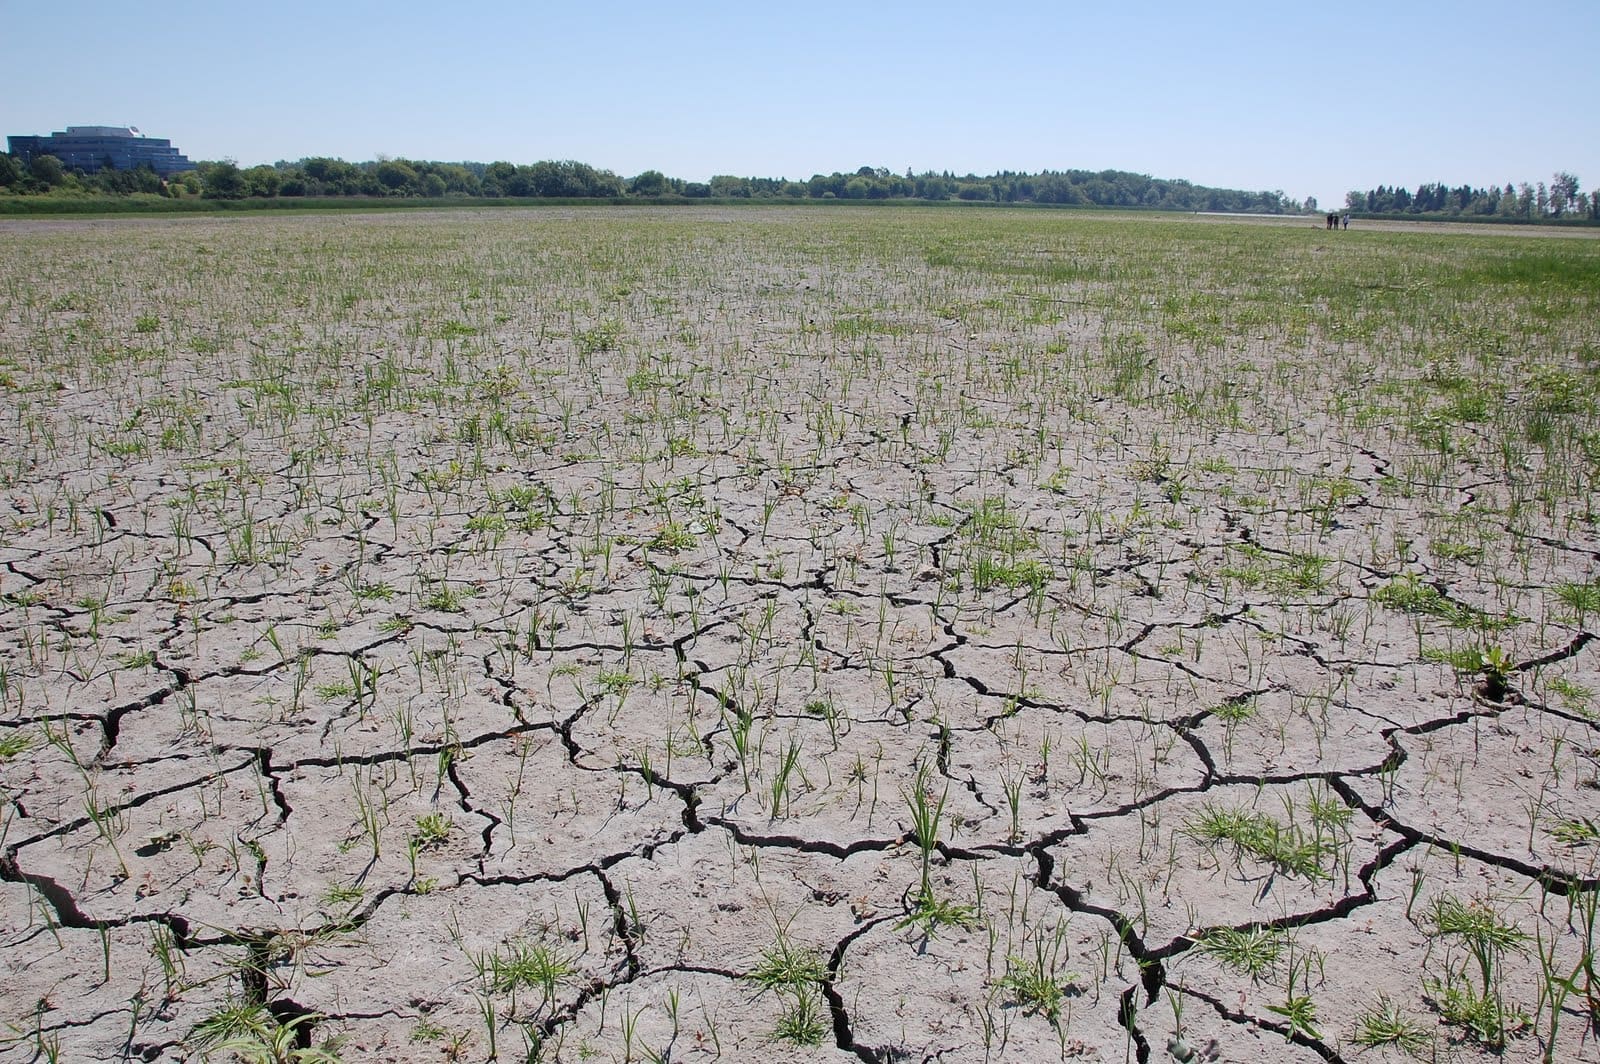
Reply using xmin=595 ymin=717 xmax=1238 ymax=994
xmin=0 ymin=207 xmax=1597 ymax=1062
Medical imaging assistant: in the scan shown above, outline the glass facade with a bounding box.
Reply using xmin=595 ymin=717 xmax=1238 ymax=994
xmin=7 ymin=126 xmax=195 ymax=176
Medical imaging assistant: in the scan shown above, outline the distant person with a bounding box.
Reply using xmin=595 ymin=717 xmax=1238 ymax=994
xmin=1326 ymin=212 xmax=1336 ymax=230
xmin=1342 ymin=213 xmax=1350 ymax=230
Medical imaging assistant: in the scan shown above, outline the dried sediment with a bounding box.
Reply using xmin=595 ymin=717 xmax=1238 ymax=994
xmin=0 ymin=207 xmax=1597 ymax=1062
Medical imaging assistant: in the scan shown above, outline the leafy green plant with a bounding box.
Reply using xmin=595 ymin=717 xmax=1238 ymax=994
xmin=904 ymin=761 xmax=947 ymax=899
xmin=647 ymin=522 xmax=696 ymax=552
xmin=1426 ymin=972 xmax=1528 ymax=1049
xmin=314 ymin=680 xmax=354 ymax=701
xmin=891 ymin=760 xmax=978 ymax=937
xmin=773 ymin=985 xmax=827 ymax=1045
xmin=488 ymin=940 xmax=574 ymax=1014
xmin=1550 ymin=817 xmax=1600 ymax=847
xmin=320 ymin=882 xmax=365 ymax=909
xmin=1477 ymin=646 xmax=1514 ymax=702
xmin=421 ymin=583 xmax=468 ymax=613
xmin=768 ymin=736 xmax=803 ymax=819
xmin=1422 ymin=893 xmax=1531 ymax=1049
xmin=1350 ymin=995 xmax=1432 ymax=1055
xmin=1547 ymin=676 xmax=1594 ymax=714
xmin=191 ymin=1004 xmax=343 ymax=1063
xmin=895 ymin=889 xmax=979 ymax=938
xmin=749 ymin=931 xmax=827 ymax=993
xmin=1183 ymin=800 xmax=1334 ymax=881
xmin=1374 ymin=573 xmax=1507 ymax=629
xmin=0 ymin=729 xmax=35 ymax=761
xmin=747 ymin=922 xmax=831 ymax=1046
xmin=1194 ymin=925 xmax=1284 ymax=980
xmin=410 ymin=812 xmax=451 ymax=849
xmin=191 ymin=1000 xmax=278 ymax=1050
xmin=574 ymin=319 xmax=622 ymax=355
xmin=996 ymin=926 xmax=1084 ymax=1027
xmin=1428 ymin=893 xmax=1528 ymax=994
xmin=1264 ymin=959 xmax=1322 ymax=1042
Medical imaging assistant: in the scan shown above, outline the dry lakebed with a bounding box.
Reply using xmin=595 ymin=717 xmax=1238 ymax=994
xmin=0 ymin=206 xmax=1597 ymax=1062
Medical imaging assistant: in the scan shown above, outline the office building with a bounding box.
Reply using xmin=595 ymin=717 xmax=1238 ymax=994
xmin=7 ymin=126 xmax=195 ymax=176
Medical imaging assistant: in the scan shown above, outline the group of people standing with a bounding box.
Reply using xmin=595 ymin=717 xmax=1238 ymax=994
xmin=1324 ymin=212 xmax=1350 ymax=229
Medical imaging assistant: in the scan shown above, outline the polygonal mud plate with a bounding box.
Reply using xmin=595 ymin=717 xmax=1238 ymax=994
xmin=1046 ymin=780 xmax=1393 ymax=951
xmin=1346 ymin=704 xmax=1600 ymax=878
xmin=462 ymin=732 xmax=688 ymax=881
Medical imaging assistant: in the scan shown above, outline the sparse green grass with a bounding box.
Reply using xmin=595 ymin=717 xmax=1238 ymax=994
xmin=1426 ymin=975 xmax=1530 ymax=1049
xmin=1427 ymin=894 xmax=1528 ymax=983
xmin=1550 ymin=817 xmax=1600 ymax=846
xmin=747 ymin=925 xmax=832 ymax=1045
xmin=487 ymin=940 xmax=574 ymax=1012
xmin=1194 ymin=925 xmax=1284 ymax=979
xmin=1555 ymin=579 xmax=1600 ymax=624
xmin=1547 ymin=676 xmax=1594 ymax=714
xmin=191 ymin=1003 xmax=342 ymax=1063
xmin=1183 ymin=800 xmax=1338 ymax=881
xmin=0 ymin=730 xmax=35 ymax=761
xmin=996 ymin=927 xmax=1085 ymax=1027
xmin=1210 ymin=698 xmax=1257 ymax=725
xmin=773 ymin=985 xmax=828 ymax=1045
xmin=1350 ymin=995 xmax=1432 ymax=1055
xmin=1420 ymin=893 xmax=1532 ymax=1049
xmin=750 ymin=933 xmax=828 ymax=992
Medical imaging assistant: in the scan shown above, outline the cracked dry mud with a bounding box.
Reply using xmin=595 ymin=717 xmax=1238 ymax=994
xmin=1 ymin=206 xmax=1598 ymax=1062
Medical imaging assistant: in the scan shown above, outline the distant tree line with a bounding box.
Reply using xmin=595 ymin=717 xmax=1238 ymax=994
xmin=695 ymin=166 xmax=1302 ymax=212
xmin=6 ymin=150 xmax=1591 ymax=223
xmin=0 ymin=151 xmax=1310 ymax=213
xmin=1344 ymin=172 xmax=1594 ymax=220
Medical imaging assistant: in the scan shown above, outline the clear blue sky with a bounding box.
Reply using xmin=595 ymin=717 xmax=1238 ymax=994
xmin=6 ymin=1 xmax=1596 ymax=208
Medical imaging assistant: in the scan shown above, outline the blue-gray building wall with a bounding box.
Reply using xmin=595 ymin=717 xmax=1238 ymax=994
xmin=7 ymin=129 xmax=195 ymax=177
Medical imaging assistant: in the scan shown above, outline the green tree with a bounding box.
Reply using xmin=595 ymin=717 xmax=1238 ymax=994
xmin=375 ymin=159 xmax=418 ymax=193
xmin=709 ymin=174 xmax=751 ymax=197
xmin=300 ymin=156 xmax=361 ymax=194
xmin=29 ymin=154 xmax=65 ymax=187
xmin=435 ymin=164 xmax=478 ymax=194
xmin=1550 ymin=172 xmax=1579 ymax=217
xmin=481 ymin=161 xmax=516 ymax=196
xmin=627 ymin=170 xmax=668 ymax=196
xmin=501 ymin=165 xmax=536 ymax=196
xmin=528 ymin=161 xmax=570 ymax=196
xmin=200 ymin=160 xmax=245 ymax=199
xmin=244 ymin=165 xmax=282 ymax=198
